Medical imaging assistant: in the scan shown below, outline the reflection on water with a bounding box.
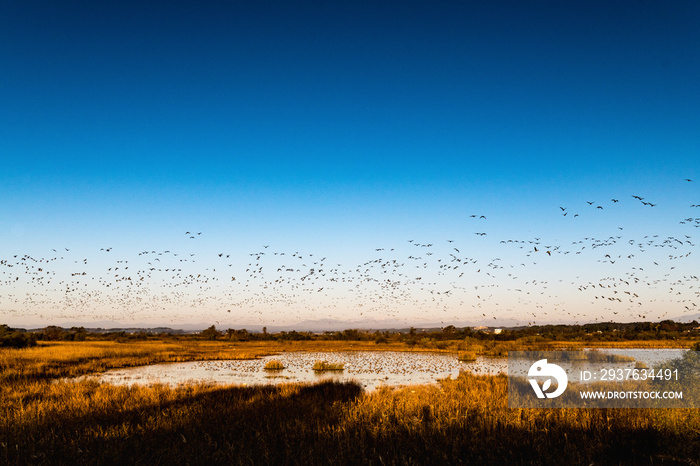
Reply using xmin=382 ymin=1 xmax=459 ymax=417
xmin=89 ymin=351 xmax=503 ymax=391
xmin=85 ymin=349 xmax=686 ymax=391
xmin=507 ymin=349 xmax=686 ymax=383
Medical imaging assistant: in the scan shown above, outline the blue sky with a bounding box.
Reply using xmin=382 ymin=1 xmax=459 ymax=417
xmin=1 ymin=1 xmax=699 ymax=328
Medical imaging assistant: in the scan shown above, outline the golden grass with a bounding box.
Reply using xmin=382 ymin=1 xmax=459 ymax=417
xmin=263 ymin=360 xmax=285 ymax=370
xmin=312 ymin=360 xmax=344 ymax=371
xmin=1 ymin=340 xmax=699 ymax=464
xmin=547 ymin=340 xmax=696 ymax=349
xmin=457 ymin=351 xmax=477 ymax=361
xmin=0 ymin=340 xmax=263 ymax=383
xmin=635 ymin=360 xmax=650 ymax=369
xmin=511 ymin=349 xmax=635 ymax=363
xmin=1 ymin=371 xmax=698 ymax=464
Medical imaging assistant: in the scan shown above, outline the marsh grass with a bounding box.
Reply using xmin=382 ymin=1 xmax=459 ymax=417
xmin=0 ymin=340 xmax=263 ymax=383
xmin=1 ymin=340 xmax=699 ymax=464
xmin=635 ymin=360 xmax=649 ymax=369
xmin=312 ymin=360 xmax=344 ymax=371
xmin=457 ymin=351 xmax=477 ymax=362
xmin=2 ymin=371 xmax=699 ymax=465
xmin=263 ymin=360 xmax=285 ymax=370
xmin=511 ymin=349 xmax=635 ymax=363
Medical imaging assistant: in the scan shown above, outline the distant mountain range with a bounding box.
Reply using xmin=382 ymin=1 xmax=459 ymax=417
xmin=16 ymin=313 xmax=698 ymax=333
xmin=19 ymin=316 xmax=523 ymax=333
xmin=670 ymin=312 xmax=700 ymax=323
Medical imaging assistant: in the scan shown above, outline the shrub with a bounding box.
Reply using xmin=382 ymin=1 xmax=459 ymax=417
xmin=0 ymin=325 xmax=37 ymax=348
xmin=458 ymin=351 xmax=477 ymax=362
xmin=312 ymin=360 xmax=344 ymax=372
xmin=264 ymin=360 xmax=285 ymax=370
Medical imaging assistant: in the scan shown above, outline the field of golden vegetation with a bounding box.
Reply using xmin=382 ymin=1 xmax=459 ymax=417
xmin=1 ymin=339 xmax=699 ymax=465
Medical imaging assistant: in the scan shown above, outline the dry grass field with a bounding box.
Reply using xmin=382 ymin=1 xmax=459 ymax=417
xmin=1 ymin=339 xmax=699 ymax=465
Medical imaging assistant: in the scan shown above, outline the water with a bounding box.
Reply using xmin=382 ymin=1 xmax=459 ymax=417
xmin=85 ymin=348 xmax=687 ymax=391
xmin=88 ymin=351 xmax=503 ymax=391
xmin=507 ymin=348 xmax=686 ymax=383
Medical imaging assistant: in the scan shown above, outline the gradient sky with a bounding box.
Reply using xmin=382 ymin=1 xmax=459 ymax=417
xmin=1 ymin=1 xmax=699 ymax=328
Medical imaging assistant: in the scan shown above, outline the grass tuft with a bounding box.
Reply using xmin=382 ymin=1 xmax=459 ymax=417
xmin=312 ymin=360 xmax=344 ymax=372
xmin=635 ymin=360 xmax=649 ymax=369
xmin=264 ymin=360 xmax=285 ymax=370
xmin=458 ymin=351 xmax=477 ymax=362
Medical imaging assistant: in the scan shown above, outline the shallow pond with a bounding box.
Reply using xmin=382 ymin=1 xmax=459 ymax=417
xmin=84 ymin=348 xmax=686 ymax=391
xmin=88 ymin=351 xmax=503 ymax=391
xmin=507 ymin=348 xmax=686 ymax=383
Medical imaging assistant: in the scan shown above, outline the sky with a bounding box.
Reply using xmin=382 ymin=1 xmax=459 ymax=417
xmin=1 ymin=0 xmax=699 ymax=329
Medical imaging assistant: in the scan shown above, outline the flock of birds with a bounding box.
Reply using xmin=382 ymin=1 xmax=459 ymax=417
xmin=1 ymin=180 xmax=699 ymax=328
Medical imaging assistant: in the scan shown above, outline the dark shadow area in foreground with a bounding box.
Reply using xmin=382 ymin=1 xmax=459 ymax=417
xmin=3 ymin=377 xmax=699 ymax=465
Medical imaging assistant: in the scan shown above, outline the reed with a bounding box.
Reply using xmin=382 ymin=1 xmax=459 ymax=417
xmin=263 ymin=360 xmax=285 ymax=370
xmin=0 ymin=340 xmax=266 ymax=384
xmin=1 ymin=339 xmax=698 ymax=464
xmin=509 ymin=349 xmax=635 ymax=363
xmin=457 ymin=351 xmax=477 ymax=362
xmin=312 ymin=360 xmax=344 ymax=371
xmin=2 ymin=371 xmax=698 ymax=465
xmin=635 ymin=360 xmax=649 ymax=369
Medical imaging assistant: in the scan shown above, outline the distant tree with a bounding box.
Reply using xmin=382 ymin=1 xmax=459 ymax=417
xmin=373 ymin=331 xmax=388 ymax=344
xmin=41 ymin=325 xmax=64 ymax=341
xmin=342 ymin=329 xmax=361 ymax=341
xmin=201 ymin=325 xmax=220 ymax=340
xmin=70 ymin=326 xmax=88 ymax=341
xmin=0 ymin=325 xmax=37 ymax=348
xmin=227 ymin=328 xmax=250 ymax=341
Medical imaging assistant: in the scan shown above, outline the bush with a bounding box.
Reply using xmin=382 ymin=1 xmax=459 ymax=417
xmin=201 ymin=325 xmax=220 ymax=340
xmin=312 ymin=360 xmax=344 ymax=372
xmin=264 ymin=360 xmax=285 ymax=370
xmin=0 ymin=325 xmax=37 ymax=348
xmin=458 ymin=351 xmax=477 ymax=362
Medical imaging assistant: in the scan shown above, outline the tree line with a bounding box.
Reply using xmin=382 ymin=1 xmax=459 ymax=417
xmin=0 ymin=320 xmax=698 ymax=348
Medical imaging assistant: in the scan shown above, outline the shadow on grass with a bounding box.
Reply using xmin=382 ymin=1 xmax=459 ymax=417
xmin=2 ymin=380 xmax=362 ymax=465
xmin=4 ymin=377 xmax=699 ymax=465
